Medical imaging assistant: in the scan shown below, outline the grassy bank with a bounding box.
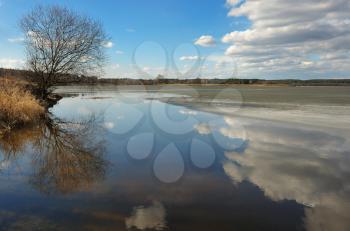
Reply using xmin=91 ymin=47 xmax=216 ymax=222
xmin=0 ymin=78 xmax=45 ymax=133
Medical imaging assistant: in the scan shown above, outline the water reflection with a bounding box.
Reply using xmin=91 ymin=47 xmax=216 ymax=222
xmin=0 ymin=210 xmax=59 ymax=230
xmin=0 ymin=115 xmax=107 ymax=195
xmin=0 ymin=86 xmax=349 ymax=231
xmin=125 ymin=201 xmax=167 ymax=230
xmin=221 ymin=119 xmax=350 ymax=231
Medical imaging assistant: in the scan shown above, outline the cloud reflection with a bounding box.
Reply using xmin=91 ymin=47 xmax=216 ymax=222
xmin=125 ymin=201 xmax=167 ymax=230
xmin=193 ymin=123 xmax=211 ymax=135
xmin=222 ymin=119 xmax=350 ymax=231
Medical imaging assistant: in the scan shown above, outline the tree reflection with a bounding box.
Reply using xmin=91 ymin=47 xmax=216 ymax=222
xmin=0 ymin=115 xmax=107 ymax=195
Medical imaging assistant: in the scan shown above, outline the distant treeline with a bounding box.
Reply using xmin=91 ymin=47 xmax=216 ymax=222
xmin=97 ymin=78 xmax=350 ymax=86
xmin=0 ymin=68 xmax=98 ymax=84
xmin=1 ymin=67 xmax=350 ymax=86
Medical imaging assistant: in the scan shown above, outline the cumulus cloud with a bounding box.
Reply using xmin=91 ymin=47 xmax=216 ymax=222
xmin=226 ymin=0 xmax=242 ymax=7
xmin=223 ymin=0 xmax=350 ymax=78
xmin=194 ymin=35 xmax=216 ymax=47
xmin=0 ymin=58 xmax=25 ymax=69
xmin=102 ymin=41 xmax=114 ymax=48
xmin=198 ymin=54 xmax=238 ymax=78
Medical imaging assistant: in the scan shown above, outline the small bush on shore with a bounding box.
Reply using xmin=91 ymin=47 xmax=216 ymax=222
xmin=0 ymin=78 xmax=45 ymax=131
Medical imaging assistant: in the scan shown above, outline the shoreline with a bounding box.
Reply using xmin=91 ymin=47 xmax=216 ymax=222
xmin=0 ymin=79 xmax=62 ymax=135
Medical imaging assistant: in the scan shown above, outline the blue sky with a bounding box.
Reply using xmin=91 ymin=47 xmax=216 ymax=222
xmin=1 ymin=0 xmax=349 ymax=79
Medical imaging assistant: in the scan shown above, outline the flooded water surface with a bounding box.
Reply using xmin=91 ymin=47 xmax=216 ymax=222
xmin=0 ymin=85 xmax=349 ymax=231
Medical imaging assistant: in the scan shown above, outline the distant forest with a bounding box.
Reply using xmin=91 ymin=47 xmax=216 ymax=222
xmin=1 ymin=67 xmax=350 ymax=86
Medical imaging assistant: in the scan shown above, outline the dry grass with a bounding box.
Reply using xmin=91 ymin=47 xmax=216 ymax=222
xmin=0 ymin=78 xmax=45 ymax=131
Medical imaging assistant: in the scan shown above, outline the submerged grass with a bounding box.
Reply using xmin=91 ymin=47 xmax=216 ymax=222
xmin=0 ymin=78 xmax=45 ymax=132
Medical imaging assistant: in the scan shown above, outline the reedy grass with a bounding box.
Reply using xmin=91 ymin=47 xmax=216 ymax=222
xmin=0 ymin=78 xmax=45 ymax=133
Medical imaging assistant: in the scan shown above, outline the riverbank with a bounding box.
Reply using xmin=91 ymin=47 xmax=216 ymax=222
xmin=0 ymin=78 xmax=61 ymax=134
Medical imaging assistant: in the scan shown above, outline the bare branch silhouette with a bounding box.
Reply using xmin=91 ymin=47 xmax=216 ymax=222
xmin=0 ymin=115 xmax=108 ymax=195
xmin=20 ymin=5 xmax=108 ymax=98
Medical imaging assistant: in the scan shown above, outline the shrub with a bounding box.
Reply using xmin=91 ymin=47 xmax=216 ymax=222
xmin=0 ymin=78 xmax=45 ymax=131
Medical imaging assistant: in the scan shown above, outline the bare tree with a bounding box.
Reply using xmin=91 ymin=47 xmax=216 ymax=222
xmin=20 ymin=5 xmax=108 ymax=98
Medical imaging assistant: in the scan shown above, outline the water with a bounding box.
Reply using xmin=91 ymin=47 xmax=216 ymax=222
xmin=0 ymin=85 xmax=349 ymax=231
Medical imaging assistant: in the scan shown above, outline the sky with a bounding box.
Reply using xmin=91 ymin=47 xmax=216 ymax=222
xmin=0 ymin=0 xmax=349 ymax=79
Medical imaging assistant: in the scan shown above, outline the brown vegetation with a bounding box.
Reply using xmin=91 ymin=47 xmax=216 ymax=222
xmin=0 ymin=78 xmax=45 ymax=132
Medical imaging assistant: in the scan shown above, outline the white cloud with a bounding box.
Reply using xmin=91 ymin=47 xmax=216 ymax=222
xmin=222 ymin=0 xmax=350 ymax=78
xmin=115 ymin=50 xmax=124 ymax=54
xmin=7 ymin=37 xmax=24 ymax=43
xmin=115 ymin=66 xmax=167 ymax=79
xmin=206 ymin=55 xmax=234 ymax=63
xmin=0 ymin=58 xmax=25 ymax=69
xmin=198 ymin=54 xmax=238 ymax=78
xmin=143 ymin=66 xmax=151 ymax=72
xmin=226 ymin=0 xmax=242 ymax=6
xmin=194 ymin=35 xmax=216 ymax=47
xmin=179 ymin=55 xmax=201 ymax=61
xmin=111 ymin=64 xmax=120 ymax=70
xmin=102 ymin=41 xmax=114 ymax=48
